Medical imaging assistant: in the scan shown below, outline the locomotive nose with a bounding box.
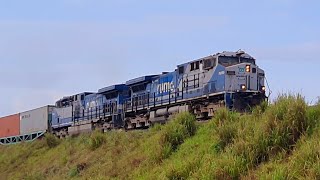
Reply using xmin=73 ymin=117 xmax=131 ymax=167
xmin=225 ymin=63 xmax=260 ymax=92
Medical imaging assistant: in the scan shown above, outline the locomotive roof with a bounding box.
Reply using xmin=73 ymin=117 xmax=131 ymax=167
xmin=58 ymin=92 xmax=93 ymax=101
xmin=126 ymin=75 xmax=159 ymax=86
xmin=98 ymin=84 xmax=127 ymax=94
xmin=177 ymin=50 xmax=255 ymax=67
xmin=216 ymin=51 xmax=255 ymax=59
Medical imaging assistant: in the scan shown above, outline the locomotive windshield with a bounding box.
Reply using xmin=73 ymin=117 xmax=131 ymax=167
xmin=218 ymin=56 xmax=255 ymax=67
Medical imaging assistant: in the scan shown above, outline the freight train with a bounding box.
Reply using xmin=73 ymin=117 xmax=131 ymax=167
xmin=0 ymin=50 xmax=267 ymax=144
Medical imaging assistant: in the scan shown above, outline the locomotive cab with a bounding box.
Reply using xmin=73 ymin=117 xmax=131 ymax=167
xmin=218 ymin=53 xmax=265 ymax=93
xmin=98 ymin=84 xmax=129 ymax=128
xmin=52 ymin=92 xmax=93 ymax=137
xmin=216 ymin=51 xmax=266 ymax=111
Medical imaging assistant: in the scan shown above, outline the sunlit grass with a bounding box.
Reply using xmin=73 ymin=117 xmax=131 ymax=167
xmin=0 ymin=94 xmax=320 ymax=179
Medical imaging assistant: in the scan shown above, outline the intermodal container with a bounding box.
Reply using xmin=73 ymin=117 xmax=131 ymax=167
xmin=20 ymin=106 xmax=54 ymax=135
xmin=0 ymin=114 xmax=20 ymax=138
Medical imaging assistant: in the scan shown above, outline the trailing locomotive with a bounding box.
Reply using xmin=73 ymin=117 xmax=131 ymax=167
xmin=0 ymin=50 xmax=267 ymax=143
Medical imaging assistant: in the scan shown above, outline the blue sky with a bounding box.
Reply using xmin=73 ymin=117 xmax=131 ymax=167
xmin=0 ymin=0 xmax=319 ymax=117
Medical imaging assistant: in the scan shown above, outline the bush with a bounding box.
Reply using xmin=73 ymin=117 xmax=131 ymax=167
xmin=45 ymin=133 xmax=60 ymax=148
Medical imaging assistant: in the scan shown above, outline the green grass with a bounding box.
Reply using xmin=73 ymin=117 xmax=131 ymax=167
xmin=1 ymin=94 xmax=320 ymax=180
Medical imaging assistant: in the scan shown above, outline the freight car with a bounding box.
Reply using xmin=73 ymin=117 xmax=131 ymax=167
xmin=0 ymin=50 xmax=267 ymax=143
xmin=0 ymin=106 xmax=54 ymax=144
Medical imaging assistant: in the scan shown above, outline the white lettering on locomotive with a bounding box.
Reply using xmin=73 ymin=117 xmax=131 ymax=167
xmin=157 ymin=82 xmax=175 ymax=93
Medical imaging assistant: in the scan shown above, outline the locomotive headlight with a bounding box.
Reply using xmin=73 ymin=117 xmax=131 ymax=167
xmin=246 ymin=65 xmax=251 ymax=72
xmin=262 ymin=86 xmax=266 ymax=91
xmin=241 ymin=85 xmax=246 ymax=90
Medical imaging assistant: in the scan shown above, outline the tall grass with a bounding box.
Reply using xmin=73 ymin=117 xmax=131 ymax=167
xmin=191 ymin=94 xmax=310 ymax=179
xmin=45 ymin=133 xmax=60 ymax=148
xmin=142 ymin=112 xmax=197 ymax=164
xmin=87 ymin=130 xmax=106 ymax=150
xmin=1 ymin=94 xmax=320 ymax=179
xmin=255 ymin=104 xmax=320 ymax=179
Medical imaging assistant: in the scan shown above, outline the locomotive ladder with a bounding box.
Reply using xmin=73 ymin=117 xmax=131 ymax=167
xmin=0 ymin=131 xmax=46 ymax=145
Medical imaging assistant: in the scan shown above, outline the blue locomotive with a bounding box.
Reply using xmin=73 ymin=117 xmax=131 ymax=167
xmin=51 ymin=50 xmax=266 ymax=136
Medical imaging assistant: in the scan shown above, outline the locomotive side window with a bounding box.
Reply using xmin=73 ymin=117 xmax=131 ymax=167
xmin=191 ymin=61 xmax=200 ymax=71
xmin=252 ymin=68 xmax=257 ymax=73
xmin=218 ymin=56 xmax=239 ymax=66
xmin=195 ymin=61 xmax=200 ymax=70
xmin=178 ymin=66 xmax=184 ymax=74
xmin=203 ymin=58 xmax=217 ymax=69
xmin=219 ymin=56 xmax=255 ymax=67
xmin=240 ymin=58 xmax=255 ymax=65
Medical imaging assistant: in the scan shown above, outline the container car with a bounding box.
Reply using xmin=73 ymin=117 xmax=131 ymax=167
xmin=20 ymin=106 xmax=54 ymax=135
xmin=0 ymin=114 xmax=20 ymax=138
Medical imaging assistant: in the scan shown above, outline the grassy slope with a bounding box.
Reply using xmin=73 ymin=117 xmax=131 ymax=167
xmin=1 ymin=95 xmax=320 ymax=180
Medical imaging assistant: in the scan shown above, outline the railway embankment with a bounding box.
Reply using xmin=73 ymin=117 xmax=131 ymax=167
xmin=1 ymin=94 xmax=320 ymax=179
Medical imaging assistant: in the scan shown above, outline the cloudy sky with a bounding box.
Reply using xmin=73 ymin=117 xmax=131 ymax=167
xmin=0 ymin=0 xmax=319 ymax=116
